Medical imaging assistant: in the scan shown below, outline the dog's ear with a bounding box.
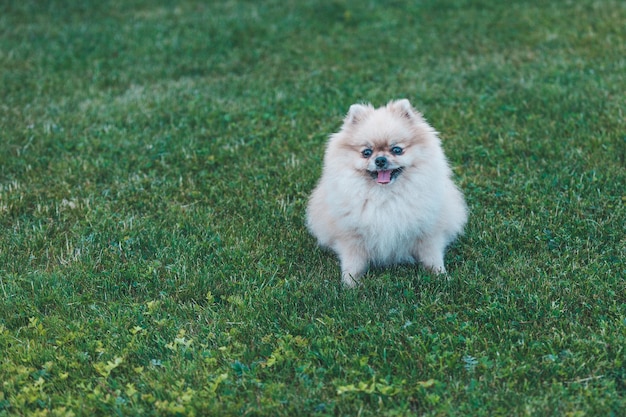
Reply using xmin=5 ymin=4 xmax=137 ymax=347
xmin=345 ymin=103 xmax=371 ymax=125
xmin=390 ymin=99 xmax=417 ymax=120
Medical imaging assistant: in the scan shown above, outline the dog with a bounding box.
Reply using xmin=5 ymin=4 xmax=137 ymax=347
xmin=306 ymin=99 xmax=468 ymax=287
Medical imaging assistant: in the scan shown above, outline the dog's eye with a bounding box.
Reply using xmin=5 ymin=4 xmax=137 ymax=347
xmin=391 ymin=146 xmax=403 ymax=155
xmin=361 ymin=149 xmax=373 ymax=158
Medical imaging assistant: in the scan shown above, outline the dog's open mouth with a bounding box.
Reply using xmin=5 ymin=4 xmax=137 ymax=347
xmin=369 ymin=168 xmax=402 ymax=184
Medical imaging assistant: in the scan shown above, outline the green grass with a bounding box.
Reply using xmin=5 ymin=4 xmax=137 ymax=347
xmin=0 ymin=0 xmax=624 ymax=415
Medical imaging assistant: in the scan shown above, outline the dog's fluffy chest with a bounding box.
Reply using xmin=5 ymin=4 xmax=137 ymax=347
xmin=335 ymin=185 xmax=442 ymax=264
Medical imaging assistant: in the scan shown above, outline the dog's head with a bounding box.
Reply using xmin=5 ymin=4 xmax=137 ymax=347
xmin=328 ymin=99 xmax=435 ymax=185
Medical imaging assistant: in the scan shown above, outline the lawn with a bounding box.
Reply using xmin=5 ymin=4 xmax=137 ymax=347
xmin=0 ymin=0 xmax=624 ymax=415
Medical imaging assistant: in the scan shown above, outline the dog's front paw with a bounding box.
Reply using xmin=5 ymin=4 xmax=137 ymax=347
xmin=431 ymin=265 xmax=446 ymax=275
xmin=428 ymin=265 xmax=453 ymax=282
xmin=341 ymin=272 xmax=360 ymax=289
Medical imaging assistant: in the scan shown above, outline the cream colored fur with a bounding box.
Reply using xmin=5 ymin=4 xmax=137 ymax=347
xmin=306 ymin=99 xmax=468 ymax=287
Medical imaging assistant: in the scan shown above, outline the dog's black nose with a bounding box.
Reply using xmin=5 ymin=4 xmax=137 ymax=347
xmin=375 ymin=156 xmax=387 ymax=168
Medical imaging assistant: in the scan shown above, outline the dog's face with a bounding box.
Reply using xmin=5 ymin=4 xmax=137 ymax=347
xmin=330 ymin=99 xmax=429 ymax=186
xmin=359 ymin=139 xmax=407 ymax=185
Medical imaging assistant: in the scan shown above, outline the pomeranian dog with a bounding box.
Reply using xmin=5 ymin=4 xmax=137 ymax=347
xmin=306 ymin=99 xmax=468 ymax=288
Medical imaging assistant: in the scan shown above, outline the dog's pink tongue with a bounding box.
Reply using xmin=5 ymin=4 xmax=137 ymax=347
xmin=377 ymin=170 xmax=392 ymax=184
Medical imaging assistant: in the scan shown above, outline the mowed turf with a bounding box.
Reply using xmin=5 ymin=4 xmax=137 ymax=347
xmin=0 ymin=0 xmax=624 ymax=415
